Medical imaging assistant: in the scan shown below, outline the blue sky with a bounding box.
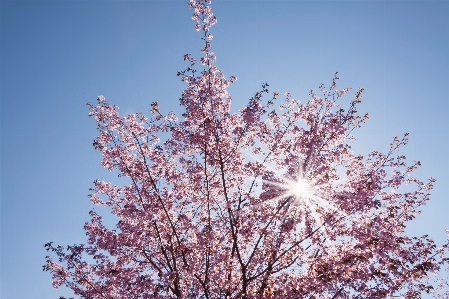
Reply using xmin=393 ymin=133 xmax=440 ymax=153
xmin=1 ymin=1 xmax=448 ymax=298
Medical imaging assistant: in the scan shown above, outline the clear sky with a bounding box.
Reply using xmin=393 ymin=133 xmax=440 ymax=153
xmin=1 ymin=0 xmax=448 ymax=298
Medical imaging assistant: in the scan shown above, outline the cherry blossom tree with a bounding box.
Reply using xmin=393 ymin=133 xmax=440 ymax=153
xmin=44 ymin=1 xmax=448 ymax=298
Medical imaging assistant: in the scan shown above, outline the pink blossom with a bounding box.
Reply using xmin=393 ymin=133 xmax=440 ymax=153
xmin=43 ymin=1 xmax=449 ymax=298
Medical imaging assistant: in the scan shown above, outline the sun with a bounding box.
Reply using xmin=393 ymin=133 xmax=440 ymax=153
xmin=243 ymin=150 xmax=344 ymax=224
xmin=265 ymin=168 xmax=343 ymax=224
xmin=285 ymin=176 xmax=316 ymax=201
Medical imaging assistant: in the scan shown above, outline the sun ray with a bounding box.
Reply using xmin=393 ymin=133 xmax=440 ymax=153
xmin=243 ymin=149 xmax=348 ymax=226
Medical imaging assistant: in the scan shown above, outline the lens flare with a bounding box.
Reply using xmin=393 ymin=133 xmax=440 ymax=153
xmin=263 ymin=169 xmax=343 ymax=226
xmin=243 ymin=150 xmax=345 ymax=225
xmin=285 ymin=176 xmax=316 ymax=201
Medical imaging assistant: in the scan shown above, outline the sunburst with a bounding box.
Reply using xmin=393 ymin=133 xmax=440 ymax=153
xmin=244 ymin=150 xmax=344 ymax=225
xmin=283 ymin=174 xmax=316 ymax=203
xmin=266 ymin=171 xmax=323 ymax=221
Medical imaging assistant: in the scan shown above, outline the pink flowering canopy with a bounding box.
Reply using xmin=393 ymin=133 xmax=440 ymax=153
xmin=44 ymin=1 xmax=449 ymax=298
